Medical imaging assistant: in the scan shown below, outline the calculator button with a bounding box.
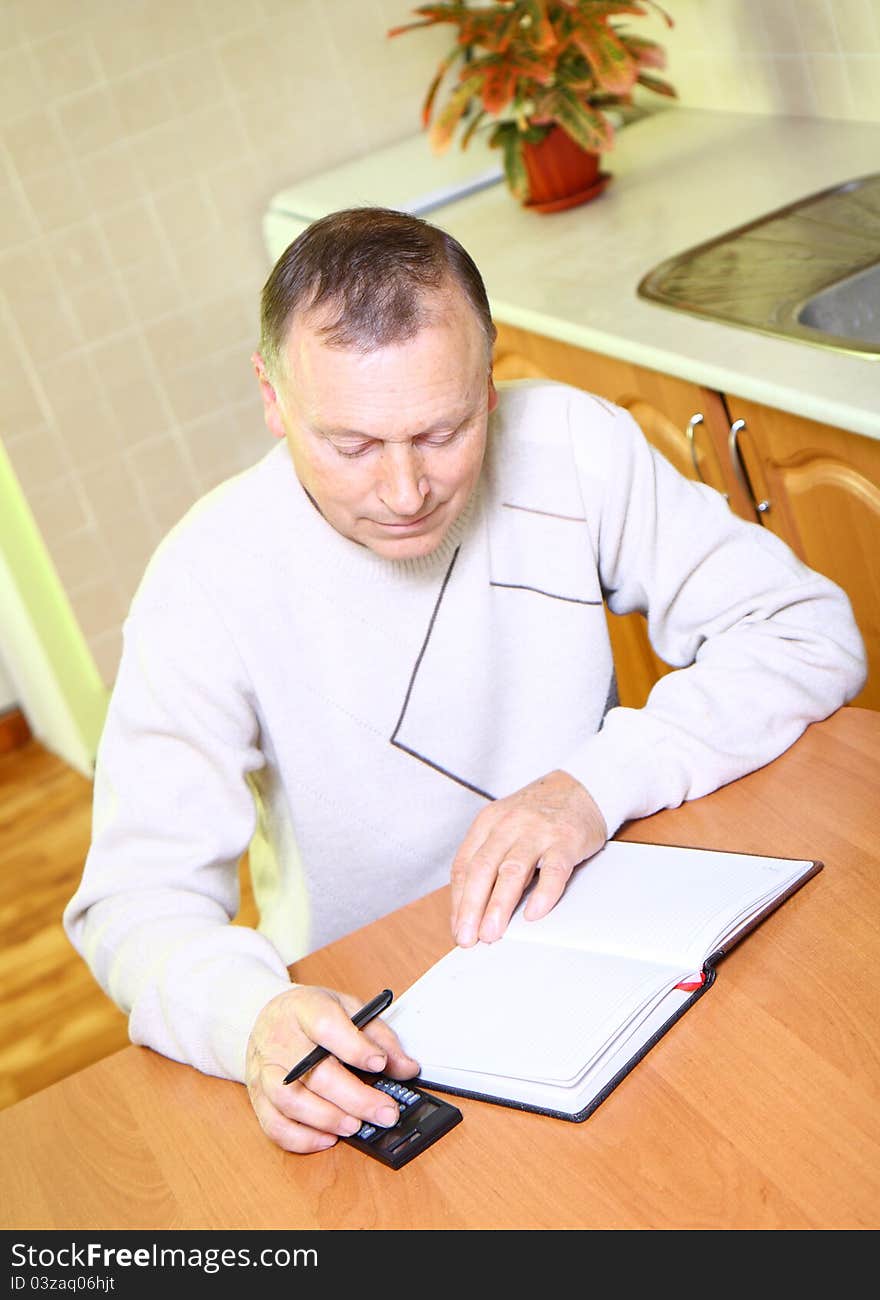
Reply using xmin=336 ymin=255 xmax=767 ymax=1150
xmin=354 ymin=1123 xmax=377 ymax=1140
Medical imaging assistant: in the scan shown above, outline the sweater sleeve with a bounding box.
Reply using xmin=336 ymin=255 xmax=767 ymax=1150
xmin=63 ymin=556 xmax=292 ymax=1083
xmin=558 ymin=393 xmax=867 ymax=837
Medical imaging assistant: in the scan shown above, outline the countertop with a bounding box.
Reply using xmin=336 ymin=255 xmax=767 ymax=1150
xmin=264 ymin=108 xmax=880 ymax=440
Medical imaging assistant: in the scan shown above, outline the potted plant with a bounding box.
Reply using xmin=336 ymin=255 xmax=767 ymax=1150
xmin=389 ymin=1 xmax=676 ymax=212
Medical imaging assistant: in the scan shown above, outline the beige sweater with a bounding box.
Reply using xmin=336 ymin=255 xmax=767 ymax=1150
xmin=64 ymin=381 xmax=866 ymax=1083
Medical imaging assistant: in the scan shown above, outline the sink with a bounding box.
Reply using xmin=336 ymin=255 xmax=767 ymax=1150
xmin=638 ymin=173 xmax=880 ymax=359
xmin=796 ymin=262 xmax=880 ymax=342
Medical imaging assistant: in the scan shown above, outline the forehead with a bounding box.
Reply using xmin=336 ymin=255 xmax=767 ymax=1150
xmin=283 ymin=292 xmax=487 ymax=436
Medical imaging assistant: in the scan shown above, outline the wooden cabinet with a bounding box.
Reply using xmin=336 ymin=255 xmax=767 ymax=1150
xmin=493 ymin=322 xmax=880 ymax=710
xmin=727 ymin=397 xmax=880 ymax=710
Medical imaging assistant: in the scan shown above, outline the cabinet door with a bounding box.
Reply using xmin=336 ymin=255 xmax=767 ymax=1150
xmin=726 ymin=396 xmax=880 ymax=711
xmin=492 ymin=324 xmax=743 ymax=706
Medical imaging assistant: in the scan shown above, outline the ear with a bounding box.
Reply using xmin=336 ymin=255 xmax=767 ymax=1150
xmin=487 ymin=370 xmax=499 ymax=415
xmin=251 ymin=352 xmax=286 ymax=440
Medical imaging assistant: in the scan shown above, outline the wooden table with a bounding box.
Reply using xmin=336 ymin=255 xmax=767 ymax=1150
xmin=2 ymin=707 xmax=879 ymax=1231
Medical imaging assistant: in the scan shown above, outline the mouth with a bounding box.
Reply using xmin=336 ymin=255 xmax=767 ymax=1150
xmin=375 ymin=505 xmax=439 ymax=530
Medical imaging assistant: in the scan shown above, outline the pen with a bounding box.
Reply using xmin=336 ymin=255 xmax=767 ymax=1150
xmin=282 ymin=988 xmax=394 ymax=1085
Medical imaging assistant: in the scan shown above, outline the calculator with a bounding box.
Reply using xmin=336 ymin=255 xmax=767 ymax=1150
xmin=343 ymin=1071 xmax=463 ymax=1169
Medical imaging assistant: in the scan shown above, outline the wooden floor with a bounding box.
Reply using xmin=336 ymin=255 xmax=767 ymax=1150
xmin=0 ymin=737 xmax=255 ymax=1111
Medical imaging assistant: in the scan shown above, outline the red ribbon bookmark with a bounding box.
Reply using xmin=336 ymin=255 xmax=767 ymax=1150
xmin=674 ymin=973 xmax=707 ymax=992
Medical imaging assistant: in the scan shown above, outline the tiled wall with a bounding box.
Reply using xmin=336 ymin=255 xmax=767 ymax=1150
xmin=645 ymin=0 xmax=880 ymax=121
xmin=1 ymin=0 xmax=446 ymax=686
xmin=2 ymin=1 xmax=879 ymax=692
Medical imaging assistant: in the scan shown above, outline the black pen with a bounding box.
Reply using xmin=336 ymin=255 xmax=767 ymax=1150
xmin=282 ymin=988 xmax=394 ymax=1085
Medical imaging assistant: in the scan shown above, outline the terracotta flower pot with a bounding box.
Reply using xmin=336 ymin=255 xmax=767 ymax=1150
xmin=521 ymin=125 xmax=611 ymax=213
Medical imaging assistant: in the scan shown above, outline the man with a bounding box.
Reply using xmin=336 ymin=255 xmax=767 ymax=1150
xmin=64 ymin=207 xmax=866 ymax=1156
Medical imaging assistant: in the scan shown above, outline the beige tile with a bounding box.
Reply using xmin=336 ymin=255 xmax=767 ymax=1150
xmin=76 ymin=456 xmax=144 ymax=528
xmin=20 ymin=163 xmax=93 ymax=235
xmin=124 ymin=432 xmax=198 ymax=499
xmin=797 ymin=0 xmax=841 ymax=52
xmin=760 ymin=0 xmax=805 ymax=55
xmin=99 ymin=201 xmax=168 ymax=269
xmin=151 ymin=180 xmax=218 ymax=251
xmin=8 ymin=0 xmax=80 ymax=43
xmin=55 ymin=393 xmax=120 ymax=471
xmin=3 ymin=109 xmax=68 ymax=181
xmin=216 ymin=26 xmax=287 ymax=96
xmin=67 ymin=574 xmax=129 ymax=641
xmin=89 ymin=8 xmax=167 ymax=78
xmin=771 ymin=54 xmax=820 ymax=114
xmin=0 ymin=353 xmax=45 ymax=432
xmin=831 ymin=0 xmax=880 ymax=53
xmin=143 ymin=311 xmax=204 ymax=377
xmin=0 ymin=181 xmax=38 ymax=247
xmin=183 ymin=407 xmax=265 ymax=489
xmin=67 ymin=274 xmax=132 ymax=343
xmin=0 ymin=242 xmax=54 ymax=298
xmin=45 ymin=525 xmax=109 ymax=593
xmin=0 ymin=46 xmax=42 ymax=121
xmin=30 ymin=29 xmax=102 ymax=100
xmin=88 ymin=331 xmax=155 ymax=392
xmin=38 ymin=351 xmax=97 ymax=414
xmin=77 ymin=144 xmax=142 ymax=211
xmin=178 ymin=102 xmax=251 ymax=173
xmin=26 ymin=471 xmax=90 ymax=537
xmin=845 ymin=54 xmax=880 ymax=118
xmin=46 ymin=220 xmax=113 ymax=290
xmin=111 ymin=68 xmax=179 ymax=137
xmin=201 ymin=158 xmax=265 ymax=229
xmin=160 ymin=49 xmax=226 ymax=118
xmin=172 ymin=230 xmax=263 ymax=304
xmin=162 ymin=356 xmax=218 ymax=426
xmin=197 ymin=0 xmax=263 ymax=37
xmin=120 ymin=256 xmax=185 ymax=325
xmin=4 ymin=424 xmax=69 ymax=490
xmin=807 ymin=54 xmax=857 ymax=117
xmin=144 ymin=480 xmax=201 ymax=538
xmin=54 ymin=86 xmax=122 ymax=157
xmin=128 ymin=121 xmax=195 ymax=192
xmin=85 ymin=625 xmax=123 ymax=688
xmin=9 ymin=284 xmax=83 ymax=357
xmin=104 ymin=374 xmax=172 ymax=446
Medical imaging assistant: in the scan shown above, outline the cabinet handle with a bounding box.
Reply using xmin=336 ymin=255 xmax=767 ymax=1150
xmin=685 ymin=413 xmax=706 ymax=482
xmin=686 ymin=413 xmax=729 ymax=500
xmin=728 ymin=417 xmax=771 ymax=514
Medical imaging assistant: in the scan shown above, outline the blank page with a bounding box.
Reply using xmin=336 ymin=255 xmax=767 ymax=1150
xmin=505 ymin=840 xmax=815 ymax=968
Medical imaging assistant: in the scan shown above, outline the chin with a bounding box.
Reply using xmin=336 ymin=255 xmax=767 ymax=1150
xmin=364 ymin=524 xmax=448 ymax=560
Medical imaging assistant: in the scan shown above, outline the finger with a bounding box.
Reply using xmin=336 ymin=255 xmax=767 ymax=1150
xmin=522 ymin=851 xmax=576 ymax=921
xmin=452 ymin=828 xmax=518 ymax=947
xmin=248 ymin=1082 xmax=340 ymax=1154
xmin=360 ymin=1018 xmax=420 ymax=1077
xmin=478 ymin=840 xmax=540 ymax=942
xmin=261 ymin=1061 xmax=379 ymax=1137
xmin=303 ymin=1056 xmax=402 ymax=1129
xmin=449 ymin=817 xmax=495 ymax=933
xmin=294 ymin=988 xmax=390 ymax=1075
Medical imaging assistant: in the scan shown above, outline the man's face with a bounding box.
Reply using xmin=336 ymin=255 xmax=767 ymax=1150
xmin=253 ymin=289 xmax=497 ymax=560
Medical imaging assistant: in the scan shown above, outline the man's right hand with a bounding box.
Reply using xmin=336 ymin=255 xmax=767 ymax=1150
xmin=245 ymin=984 xmax=420 ymax=1153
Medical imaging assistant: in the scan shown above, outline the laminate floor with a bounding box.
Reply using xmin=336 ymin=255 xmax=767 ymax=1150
xmin=0 ymin=738 xmax=255 ymax=1110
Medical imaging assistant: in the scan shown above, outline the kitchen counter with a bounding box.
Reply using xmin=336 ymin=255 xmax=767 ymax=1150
xmin=435 ymin=108 xmax=880 ymax=440
xmin=266 ymin=108 xmax=880 ymax=440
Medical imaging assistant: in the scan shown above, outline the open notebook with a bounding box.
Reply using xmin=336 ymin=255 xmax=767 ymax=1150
xmin=384 ymin=840 xmax=821 ymax=1121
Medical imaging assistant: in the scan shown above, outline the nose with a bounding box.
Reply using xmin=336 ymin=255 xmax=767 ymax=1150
xmin=378 ymin=443 xmax=429 ymax=518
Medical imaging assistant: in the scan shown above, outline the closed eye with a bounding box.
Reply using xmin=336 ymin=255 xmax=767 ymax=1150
xmin=332 ymin=427 xmax=463 ymax=458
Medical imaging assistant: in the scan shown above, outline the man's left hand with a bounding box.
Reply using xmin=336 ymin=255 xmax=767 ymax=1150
xmin=449 ymin=770 xmax=608 ymax=947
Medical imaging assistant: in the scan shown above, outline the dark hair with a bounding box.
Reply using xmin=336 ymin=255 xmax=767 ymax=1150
xmin=259 ymin=206 xmax=497 ymax=376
